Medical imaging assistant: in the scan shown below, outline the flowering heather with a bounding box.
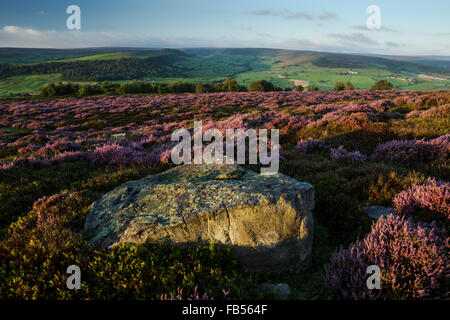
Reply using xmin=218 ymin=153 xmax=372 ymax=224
xmin=0 ymin=157 xmax=51 ymax=171
xmin=323 ymin=215 xmax=449 ymax=300
xmin=406 ymin=104 xmax=450 ymax=119
xmin=392 ymin=179 xmax=449 ymax=224
xmin=393 ymin=92 xmax=450 ymax=109
xmin=296 ymin=138 xmax=325 ymax=153
xmin=330 ymin=146 xmax=367 ymax=162
xmin=310 ymin=111 xmax=370 ymax=130
xmin=0 ymin=90 xmax=449 ymax=300
xmin=0 ymin=91 xmax=447 ymax=171
xmin=51 ymin=151 xmax=90 ymax=164
xmin=88 ymin=144 xmax=138 ymax=166
xmin=372 ymin=135 xmax=449 ymax=162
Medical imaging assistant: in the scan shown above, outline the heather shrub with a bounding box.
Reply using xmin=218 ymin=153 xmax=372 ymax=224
xmin=83 ymin=243 xmax=255 ymax=300
xmin=0 ymin=162 xmax=100 ymax=227
xmin=88 ymin=144 xmax=138 ymax=166
xmin=1 ymin=185 xmax=256 ymax=300
xmin=281 ymin=150 xmax=375 ymax=244
xmin=296 ymin=138 xmax=325 ymax=153
xmin=392 ymin=179 xmax=449 ymax=226
xmin=323 ymin=215 xmax=449 ymax=299
xmin=330 ymin=146 xmax=367 ymax=162
xmin=406 ymin=104 xmax=450 ymax=119
xmin=390 ymin=117 xmax=450 ymax=138
xmin=1 ymin=91 xmax=449 ymax=300
xmin=368 ymin=171 xmax=427 ymax=206
xmin=1 ymin=189 xmax=256 ymax=300
xmin=372 ymin=135 xmax=449 ymax=163
xmin=161 ymin=286 xmax=230 ymax=300
xmin=0 ymin=230 xmax=256 ymax=300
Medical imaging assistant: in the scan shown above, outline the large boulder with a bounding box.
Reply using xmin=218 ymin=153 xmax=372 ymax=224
xmin=84 ymin=163 xmax=314 ymax=272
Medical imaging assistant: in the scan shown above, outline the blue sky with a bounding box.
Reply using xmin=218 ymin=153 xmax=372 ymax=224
xmin=0 ymin=0 xmax=449 ymax=55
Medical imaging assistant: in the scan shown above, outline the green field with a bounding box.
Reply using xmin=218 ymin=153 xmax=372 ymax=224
xmin=47 ymin=51 xmax=153 ymax=63
xmin=0 ymin=74 xmax=62 ymax=96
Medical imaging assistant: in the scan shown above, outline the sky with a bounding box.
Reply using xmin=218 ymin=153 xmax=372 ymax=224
xmin=0 ymin=0 xmax=449 ymax=56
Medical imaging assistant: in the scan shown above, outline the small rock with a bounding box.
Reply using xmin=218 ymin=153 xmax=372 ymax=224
xmin=256 ymin=283 xmax=291 ymax=299
xmin=364 ymin=206 xmax=395 ymax=219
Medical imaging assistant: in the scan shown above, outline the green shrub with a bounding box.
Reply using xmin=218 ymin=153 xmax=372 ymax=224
xmin=368 ymin=171 xmax=427 ymax=206
xmin=334 ymin=82 xmax=345 ymax=91
xmin=345 ymin=81 xmax=355 ymax=91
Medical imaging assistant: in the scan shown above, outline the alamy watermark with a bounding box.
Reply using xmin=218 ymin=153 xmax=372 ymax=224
xmin=170 ymin=121 xmax=280 ymax=175
xmin=66 ymin=265 xmax=81 ymax=289
xmin=66 ymin=5 xmax=81 ymax=30
xmin=366 ymin=5 xmax=381 ymax=30
xmin=366 ymin=265 xmax=381 ymax=290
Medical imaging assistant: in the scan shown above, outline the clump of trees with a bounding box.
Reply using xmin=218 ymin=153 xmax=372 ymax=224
xmin=371 ymin=80 xmax=394 ymax=90
xmin=295 ymin=85 xmax=304 ymax=92
xmin=335 ymin=81 xmax=355 ymax=91
xmin=248 ymin=79 xmax=282 ymax=92
xmin=308 ymin=84 xmax=319 ymax=91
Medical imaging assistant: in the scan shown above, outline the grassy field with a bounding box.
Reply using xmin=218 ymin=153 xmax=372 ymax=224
xmin=0 ymin=74 xmax=62 ymax=96
xmin=46 ymin=51 xmax=153 ymax=63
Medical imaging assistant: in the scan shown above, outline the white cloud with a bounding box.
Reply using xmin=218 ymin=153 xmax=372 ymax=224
xmin=0 ymin=25 xmax=173 ymax=48
xmin=248 ymin=9 xmax=337 ymax=21
xmin=0 ymin=25 xmax=325 ymax=50
xmin=328 ymin=32 xmax=379 ymax=47
xmin=352 ymin=25 xmax=398 ymax=32
xmin=319 ymin=12 xmax=338 ymax=21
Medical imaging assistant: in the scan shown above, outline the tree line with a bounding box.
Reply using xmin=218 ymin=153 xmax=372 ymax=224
xmin=40 ymin=78 xmax=394 ymax=98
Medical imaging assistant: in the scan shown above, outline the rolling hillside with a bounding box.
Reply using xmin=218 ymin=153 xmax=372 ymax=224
xmin=0 ymin=47 xmax=449 ymax=96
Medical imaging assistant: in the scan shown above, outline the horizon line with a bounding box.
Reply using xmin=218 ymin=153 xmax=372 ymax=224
xmin=0 ymin=46 xmax=449 ymax=59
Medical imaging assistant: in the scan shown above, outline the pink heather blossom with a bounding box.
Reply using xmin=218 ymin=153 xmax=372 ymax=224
xmin=373 ymin=135 xmax=449 ymax=162
xmin=392 ymin=179 xmax=449 ymax=223
xmin=323 ymin=215 xmax=449 ymax=300
xmin=330 ymin=145 xmax=367 ymax=161
xmin=296 ymin=138 xmax=325 ymax=153
xmin=0 ymin=91 xmax=448 ymax=173
xmin=160 ymin=286 xmax=213 ymax=300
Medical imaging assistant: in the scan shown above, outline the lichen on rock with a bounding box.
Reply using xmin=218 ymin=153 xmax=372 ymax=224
xmin=84 ymin=162 xmax=315 ymax=272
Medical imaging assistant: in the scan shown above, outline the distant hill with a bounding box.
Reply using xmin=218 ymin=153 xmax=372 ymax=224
xmin=0 ymin=47 xmax=141 ymax=64
xmin=0 ymin=49 xmax=188 ymax=82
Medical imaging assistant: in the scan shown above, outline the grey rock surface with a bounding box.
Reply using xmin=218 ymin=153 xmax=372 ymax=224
xmin=84 ymin=162 xmax=314 ymax=272
xmin=365 ymin=206 xmax=395 ymax=219
xmin=256 ymin=283 xmax=291 ymax=299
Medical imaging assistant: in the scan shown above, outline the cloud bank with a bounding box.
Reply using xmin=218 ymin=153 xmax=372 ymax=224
xmin=0 ymin=25 xmax=447 ymax=56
